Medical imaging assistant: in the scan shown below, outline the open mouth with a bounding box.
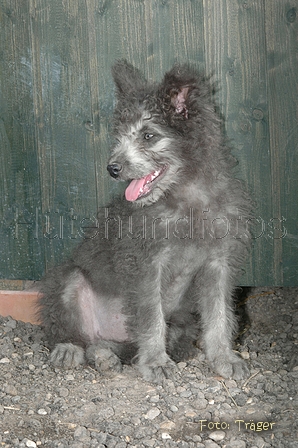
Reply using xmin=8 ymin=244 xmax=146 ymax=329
xmin=125 ymin=165 xmax=168 ymax=202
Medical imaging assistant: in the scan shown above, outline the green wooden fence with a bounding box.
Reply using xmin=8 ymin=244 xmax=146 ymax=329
xmin=0 ymin=0 xmax=297 ymax=285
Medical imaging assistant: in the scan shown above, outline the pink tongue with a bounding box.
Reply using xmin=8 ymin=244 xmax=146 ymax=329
xmin=125 ymin=174 xmax=151 ymax=202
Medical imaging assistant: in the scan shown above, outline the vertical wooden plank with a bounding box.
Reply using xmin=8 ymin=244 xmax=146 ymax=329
xmin=0 ymin=0 xmax=44 ymax=279
xmin=150 ymin=0 xmax=205 ymax=75
xmin=203 ymin=0 xmax=273 ymax=285
xmin=26 ymin=0 xmax=106 ymax=270
xmin=265 ymin=1 xmax=298 ymax=285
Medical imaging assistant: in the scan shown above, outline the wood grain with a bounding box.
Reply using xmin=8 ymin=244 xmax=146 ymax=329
xmin=0 ymin=0 xmax=297 ymax=285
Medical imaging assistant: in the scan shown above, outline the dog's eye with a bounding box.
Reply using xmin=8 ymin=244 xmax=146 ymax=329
xmin=144 ymin=133 xmax=154 ymax=140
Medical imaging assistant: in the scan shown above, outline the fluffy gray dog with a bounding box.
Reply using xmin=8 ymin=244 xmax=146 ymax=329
xmin=38 ymin=61 xmax=253 ymax=382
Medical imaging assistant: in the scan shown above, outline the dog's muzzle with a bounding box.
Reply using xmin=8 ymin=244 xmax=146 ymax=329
xmin=107 ymin=163 xmax=122 ymax=179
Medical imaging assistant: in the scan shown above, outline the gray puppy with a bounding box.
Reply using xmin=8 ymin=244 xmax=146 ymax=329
xmin=38 ymin=61 xmax=253 ymax=382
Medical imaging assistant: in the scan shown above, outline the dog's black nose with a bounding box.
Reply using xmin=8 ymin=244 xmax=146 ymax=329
xmin=107 ymin=163 xmax=122 ymax=179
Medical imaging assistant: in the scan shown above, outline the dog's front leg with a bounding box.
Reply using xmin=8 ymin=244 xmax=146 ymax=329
xmin=133 ymin=299 xmax=177 ymax=383
xmin=198 ymin=258 xmax=249 ymax=380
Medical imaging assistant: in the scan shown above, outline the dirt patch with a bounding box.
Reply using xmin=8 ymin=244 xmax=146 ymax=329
xmin=0 ymin=287 xmax=297 ymax=447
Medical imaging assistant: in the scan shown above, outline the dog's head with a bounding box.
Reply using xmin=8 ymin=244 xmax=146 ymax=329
xmin=107 ymin=60 xmax=211 ymax=206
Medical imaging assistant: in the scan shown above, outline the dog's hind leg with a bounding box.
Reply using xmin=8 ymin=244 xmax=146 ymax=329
xmin=197 ymin=258 xmax=249 ymax=380
xmin=40 ymin=267 xmax=130 ymax=374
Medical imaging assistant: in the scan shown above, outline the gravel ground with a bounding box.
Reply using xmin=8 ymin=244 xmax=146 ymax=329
xmin=0 ymin=287 xmax=298 ymax=448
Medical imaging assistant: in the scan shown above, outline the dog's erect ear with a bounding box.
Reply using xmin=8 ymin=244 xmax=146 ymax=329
xmin=112 ymin=60 xmax=146 ymax=95
xmin=161 ymin=65 xmax=198 ymax=120
xmin=169 ymin=87 xmax=190 ymax=119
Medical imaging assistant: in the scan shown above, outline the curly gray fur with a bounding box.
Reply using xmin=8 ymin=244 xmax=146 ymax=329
xmin=38 ymin=61 xmax=253 ymax=382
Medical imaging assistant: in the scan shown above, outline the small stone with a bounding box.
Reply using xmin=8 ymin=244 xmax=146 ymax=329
xmin=240 ymin=351 xmax=250 ymax=359
xmin=74 ymin=425 xmax=89 ymax=440
xmin=205 ymin=384 xmax=221 ymax=393
xmin=143 ymin=440 xmax=155 ymax=447
xmin=65 ymin=374 xmax=75 ymax=380
xmin=205 ymin=440 xmax=220 ymax=448
xmin=162 ymin=432 xmax=172 ymax=440
xmin=131 ymin=417 xmax=141 ymax=425
xmin=177 ymin=362 xmax=187 ymax=370
xmin=177 ymin=386 xmax=186 ymax=393
xmin=170 ymin=405 xmax=178 ymax=412
xmin=209 ymin=430 xmax=225 ymax=441
xmin=6 ymin=319 xmax=17 ymax=329
xmin=28 ymin=364 xmax=35 ymax=371
xmin=145 ymin=408 xmax=160 ymax=420
xmin=58 ymin=387 xmax=69 ymax=397
xmin=0 ymin=357 xmax=10 ymax=363
xmin=180 ymin=389 xmax=192 ymax=398
xmin=25 ymin=440 xmax=37 ymax=448
xmin=37 ymin=409 xmax=47 ymax=415
xmin=160 ymin=421 xmax=175 ymax=430
xmin=226 ymin=440 xmax=246 ymax=448
xmin=149 ymin=395 xmax=159 ymax=403
xmin=5 ymin=385 xmax=18 ymax=396
xmin=234 ymin=393 xmax=248 ymax=407
xmin=224 ymin=380 xmax=237 ymax=388
xmin=194 ymin=398 xmax=208 ymax=409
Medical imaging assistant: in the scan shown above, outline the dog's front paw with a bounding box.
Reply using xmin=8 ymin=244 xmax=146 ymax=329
xmin=137 ymin=357 xmax=178 ymax=383
xmin=50 ymin=343 xmax=85 ymax=368
xmin=86 ymin=345 xmax=122 ymax=374
xmin=212 ymin=353 xmax=249 ymax=380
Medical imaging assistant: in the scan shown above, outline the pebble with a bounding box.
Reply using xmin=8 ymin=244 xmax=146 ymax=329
xmin=142 ymin=439 xmax=155 ymax=447
xmin=226 ymin=440 xmax=246 ymax=448
xmin=205 ymin=440 xmax=220 ymax=448
xmin=74 ymin=426 xmax=90 ymax=440
xmin=0 ymin=357 xmax=10 ymax=363
xmin=37 ymin=409 xmax=47 ymax=415
xmin=161 ymin=432 xmax=172 ymax=440
xmin=209 ymin=431 xmax=226 ymax=441
xmin=177 ymin=362 xmax=187 ymax=370
xmin=144 ymin=408 xmax=160 ymax=420
xmin=66 ymin=374 xmax=75 ymax=380
xmin=25 ymin=440 xmax=37 ymax=447
xmin=160 ymin=421 xmax=175 ymax=430
xmin=5 ymin=385 xmax=18 ymax=396
xmin=58 ymin=387 xmax=69 ymax=397
xmin=246 ymin=408 xmax=257 ymax=414
xmin=6 ymin=318 xmax=17 ymax=329
xmin=180 ymin=389 xmax=192 ymax=398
